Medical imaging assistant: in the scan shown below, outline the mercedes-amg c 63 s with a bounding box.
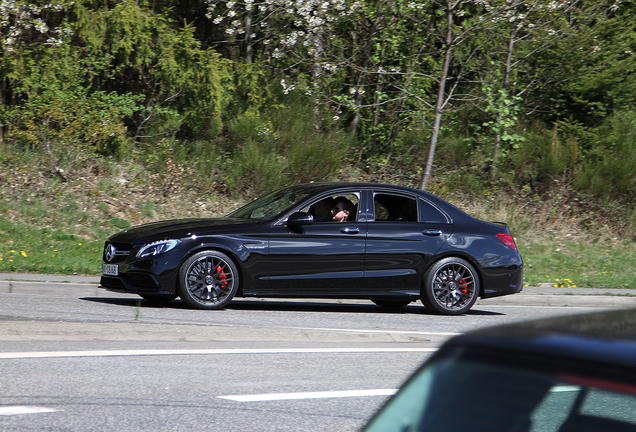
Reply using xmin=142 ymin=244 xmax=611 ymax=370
xmin=100 ymin=182 xmax=523 ymax=315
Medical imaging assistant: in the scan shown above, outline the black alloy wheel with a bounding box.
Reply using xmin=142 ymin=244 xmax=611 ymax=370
xmin=178 ymin=250 xmax=239 ymax=309
xmin=421 ymin=257 xmax=479 ymax=315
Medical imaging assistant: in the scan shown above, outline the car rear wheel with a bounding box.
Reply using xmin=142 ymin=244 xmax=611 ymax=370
xmin=371 ymin=299 xmax=413 ymax=308
xmin=421 ymin=257 xmax=479 ymax=315
xmin=178 ymin=250 xmax=239 ymax=310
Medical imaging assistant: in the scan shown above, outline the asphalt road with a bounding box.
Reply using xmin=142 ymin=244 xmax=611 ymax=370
xmin=1 ymin=274 xmax=635 ymax=431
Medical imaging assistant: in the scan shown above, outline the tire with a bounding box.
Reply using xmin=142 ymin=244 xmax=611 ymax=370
xmin=421 ymin=257 xmax=480 ymax=315
xmin=371 ymin=299 xmax=413 ymax=308
xmin=139 ymin=293 xmax=177 ymax=303
xmin=178 ymin=250 xmax=239 ymax=310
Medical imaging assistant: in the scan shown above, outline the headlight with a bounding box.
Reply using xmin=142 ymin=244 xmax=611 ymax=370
xmin=136 ymin=240 xmax=180 ymax=258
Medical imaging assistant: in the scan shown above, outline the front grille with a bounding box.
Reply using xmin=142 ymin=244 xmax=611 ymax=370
xmin=103 ymin=242 xmax=131 ymax=264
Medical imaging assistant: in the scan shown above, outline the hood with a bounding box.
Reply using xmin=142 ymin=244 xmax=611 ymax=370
xmin=108 ymin=217 xmax=263 ymax=243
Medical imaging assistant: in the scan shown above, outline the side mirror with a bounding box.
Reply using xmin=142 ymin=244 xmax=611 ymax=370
xmin=286 ymin=212 xmax=314 ymax=227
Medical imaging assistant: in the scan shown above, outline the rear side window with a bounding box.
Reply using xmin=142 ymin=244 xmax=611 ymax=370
xmin=373 ymin=194 xmax=418 ymax=222
xmin=419 ymin=198 xmax=449 ymax=223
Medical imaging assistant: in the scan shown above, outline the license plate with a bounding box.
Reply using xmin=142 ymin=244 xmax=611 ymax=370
xmin=102 ymin=264 xmax=119 ymax=276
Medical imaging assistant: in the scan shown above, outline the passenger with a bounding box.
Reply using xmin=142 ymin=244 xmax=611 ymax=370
xmin=308 ymin=197 xmax=335 ymax=222
xmin=332 ymin=197 xmax=356 ymax=222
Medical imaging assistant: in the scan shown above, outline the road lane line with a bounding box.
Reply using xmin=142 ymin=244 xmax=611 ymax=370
xmin=300 ymin=327 xmax=460 ymax=336
xmin=0 ymin=347 xmax=437 ymax=359
xmin=218 ymin=389 xmax=398 ymax=402
xmin=0 ymin=406 xmax=57 ymax=416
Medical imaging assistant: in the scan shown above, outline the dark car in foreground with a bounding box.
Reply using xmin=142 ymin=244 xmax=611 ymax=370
xmin=100 ymin=182 xmax=523 ymax=315
xmin=363 ymin=308 xmax=636 ymax=432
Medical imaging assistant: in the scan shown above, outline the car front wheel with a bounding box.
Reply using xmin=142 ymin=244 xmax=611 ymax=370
xmin=178 ymin=250 xmax=239 ymax=310
xmin=421 ymin=257 xmax=479 ymax=315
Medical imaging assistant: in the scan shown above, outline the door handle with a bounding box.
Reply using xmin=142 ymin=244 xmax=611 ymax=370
xmin=422 ymin=229 xmax=443 ymax=236
xmin=340 ymin=227 xmax=360 ymax=234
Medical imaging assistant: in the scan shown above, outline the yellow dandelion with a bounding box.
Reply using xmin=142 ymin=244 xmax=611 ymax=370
xmin=10 ymin=250 xmax=15 ymax=253
xmin=21 ymin=251 xmax=27 ymax=257
xmin=78 ymin=243 xmax=82 ymax=246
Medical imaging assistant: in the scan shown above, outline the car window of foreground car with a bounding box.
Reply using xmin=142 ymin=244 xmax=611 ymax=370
xmin=362 ymin=347 xmax=636 ymax=432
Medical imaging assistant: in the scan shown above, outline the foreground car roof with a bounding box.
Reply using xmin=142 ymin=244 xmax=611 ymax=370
xmin=448 ymin=309 xmax=636 ymax=367
xmin=362 ymin=309 xmax=636 ymax=432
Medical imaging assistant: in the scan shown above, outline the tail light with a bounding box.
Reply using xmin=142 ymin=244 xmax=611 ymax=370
xmin=496 ymin=233 xmax=518 ymax=252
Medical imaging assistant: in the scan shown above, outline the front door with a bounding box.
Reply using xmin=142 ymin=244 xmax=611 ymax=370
xmin=266 ymin=192 xmax=366 ymax=295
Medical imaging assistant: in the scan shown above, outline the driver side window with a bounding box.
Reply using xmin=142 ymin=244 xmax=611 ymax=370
xmin=301 ymin=193 xmax=360 ymax=222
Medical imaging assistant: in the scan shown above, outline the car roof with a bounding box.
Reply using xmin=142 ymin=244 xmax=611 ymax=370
xmin=288 ymin=181 xmax=422 ymax=194
xmin=283 ymin=182 xmax=455 ymax=207
xmin=444 ymin=309 xmax=636 ymax=369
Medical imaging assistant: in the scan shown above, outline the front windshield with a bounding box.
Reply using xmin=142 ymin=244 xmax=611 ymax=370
xmin=227 ymin=186 xmax=313 ymax=220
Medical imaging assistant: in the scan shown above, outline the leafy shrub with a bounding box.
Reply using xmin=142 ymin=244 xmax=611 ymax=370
xmin=575 ymin=110 xmax=636 ymax=200
xmin=225 ymin=99 xmax=349 ymax=195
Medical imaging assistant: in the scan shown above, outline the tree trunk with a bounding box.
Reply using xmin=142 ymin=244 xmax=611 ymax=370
xmin=245 ymin=8 xmax=253 ymax=64
xmin=419 ymin=4 xmax=454 ymax=191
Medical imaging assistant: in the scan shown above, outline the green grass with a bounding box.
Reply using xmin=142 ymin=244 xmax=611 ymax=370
xmin=518 ymin=236 xmax=636 ymax=289
xmin=0 ymin=218 xmax=107 ymax=275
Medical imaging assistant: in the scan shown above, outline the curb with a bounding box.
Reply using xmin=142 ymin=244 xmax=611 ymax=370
xmin=0 ymin=280 xmax=137 ymax=297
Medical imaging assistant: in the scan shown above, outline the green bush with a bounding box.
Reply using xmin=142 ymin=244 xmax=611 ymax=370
xmin=225 ymin=99 xmax=349 ymax=195
xmin=575 ymin=110 xmax=636 ymax=200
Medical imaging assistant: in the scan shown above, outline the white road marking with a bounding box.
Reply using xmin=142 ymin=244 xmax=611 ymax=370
xmin=0 ymin=406 xmax=57 ymax=416
xmin=218 ymin=389 xmax=398 ymax=402
xmin=0 ymin=347 xmax=437 ymax=359
xmin=303 ymin=327 xmax=460 ymax=336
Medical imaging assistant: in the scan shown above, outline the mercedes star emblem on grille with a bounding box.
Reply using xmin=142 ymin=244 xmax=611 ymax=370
xmin=105 ymin=244 xmax=116 ymax=262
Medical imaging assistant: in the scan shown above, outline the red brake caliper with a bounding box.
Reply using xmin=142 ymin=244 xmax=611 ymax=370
xmin=459 ymin=279 xmax=468 ymax=294
xmin=216 ymin=265 xmax=228 ymax=290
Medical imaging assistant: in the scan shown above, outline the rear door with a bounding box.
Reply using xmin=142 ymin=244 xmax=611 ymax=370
xmin=364 ymin=190 xmax=452 ymax=293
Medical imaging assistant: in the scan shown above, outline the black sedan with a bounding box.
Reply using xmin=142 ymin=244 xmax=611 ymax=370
xmin=363 ymin=308 xmax=636 ymax=431
xmin=100 ymin=182 xmax=523 ymax=315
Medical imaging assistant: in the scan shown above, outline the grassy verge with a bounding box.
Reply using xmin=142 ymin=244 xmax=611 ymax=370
xmin=519 ymin=236 xmax=635 ymax=289
xmin=0 ymin=219 xmax=107 ymax=275
xmin=1 ymin=155 xmax=634 ymax=288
